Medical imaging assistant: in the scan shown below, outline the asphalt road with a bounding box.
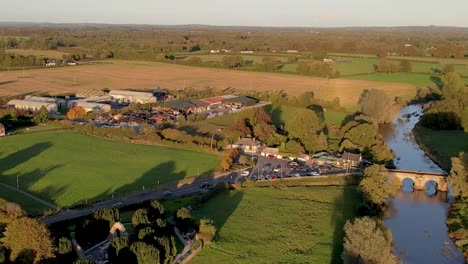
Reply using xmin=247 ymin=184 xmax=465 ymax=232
xmin=41 ymin=171 xmax=242 ymax=225
xmin=41 ymin=155 xmax=355 ymax=225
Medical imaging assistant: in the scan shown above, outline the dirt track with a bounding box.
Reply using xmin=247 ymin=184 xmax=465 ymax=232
xmin=0 ymin=60 xmax=415 ymax=108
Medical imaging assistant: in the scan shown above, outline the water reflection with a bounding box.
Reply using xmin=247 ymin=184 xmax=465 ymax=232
xmin=382 ymin=103 xmax=464 ymax=263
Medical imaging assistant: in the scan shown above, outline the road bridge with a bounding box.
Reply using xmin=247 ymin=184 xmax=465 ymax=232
xmin=388 ymin=169 xmax=448 ymax=192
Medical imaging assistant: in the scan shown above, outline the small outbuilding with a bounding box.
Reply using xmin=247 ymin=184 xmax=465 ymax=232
xmin=224 ymin=96 xmax=258 ymax=107
xmin=228 ymin=138 xmax=260 ymax=153
xmin=261 ymin=147 xmax=280 ymax=158
xmin=338 ymin=151 xmax=362 ymax=167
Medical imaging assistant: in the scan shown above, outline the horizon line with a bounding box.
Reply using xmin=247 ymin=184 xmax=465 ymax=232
xmin=1 ymin=21 xmax=467 ymax=30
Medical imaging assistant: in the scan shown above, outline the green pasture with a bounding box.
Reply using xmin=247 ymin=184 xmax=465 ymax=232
xmin=0 ymin=131 xmax=219 ymax=207
xmin=0 ymin=185 xmax=50 ymax=216
xmin=191 ymin=186 xmax=361 ymax=264
xmin=413 ymin=126 xmax=468 ymax=170
xmin=345 ymin=73 xmax=439 ymax=86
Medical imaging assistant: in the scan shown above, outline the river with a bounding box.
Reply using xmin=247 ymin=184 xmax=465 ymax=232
xmin=381 ymin=104 xmax=465 ymax=263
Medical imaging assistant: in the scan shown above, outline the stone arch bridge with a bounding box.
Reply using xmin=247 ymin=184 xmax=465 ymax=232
xmin=387 ymin=169 xmax=448 ymax=192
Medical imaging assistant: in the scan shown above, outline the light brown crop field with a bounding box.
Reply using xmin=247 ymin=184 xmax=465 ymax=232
xmin=0 ymin=60 xmax=415 ymax=109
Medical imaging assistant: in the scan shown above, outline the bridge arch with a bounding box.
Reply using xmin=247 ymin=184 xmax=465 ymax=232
xmin=424 ymin=180 xmax=438 ymax=196
xmin=401 ymin=178 xmax=415 ymax=193
xmin=387 ymin=169 xmax=448 ymax=192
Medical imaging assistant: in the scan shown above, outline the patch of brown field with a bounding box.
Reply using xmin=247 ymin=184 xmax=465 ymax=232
xmin=0 ymin=60 xmax=415 ymax=108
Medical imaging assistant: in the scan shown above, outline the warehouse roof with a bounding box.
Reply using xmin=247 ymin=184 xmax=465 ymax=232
xmin=165 ymin=101 xmax=195 ymax=110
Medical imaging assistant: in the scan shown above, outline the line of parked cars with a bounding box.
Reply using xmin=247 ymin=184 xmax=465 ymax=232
xmin=250 ymin=159 xmax=323 ymax=181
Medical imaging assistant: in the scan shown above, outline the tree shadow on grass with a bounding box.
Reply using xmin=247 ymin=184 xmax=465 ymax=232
xmin=330 ymin=176 xmax=363 ymax=264
xmin=430 ymin=76 xmax=443 ymax=88
xmin=192 ymin=190 xmax=244 ymax=240
xmin=0 ymin=142 xmax=53 ymax=175
xmin=99 ymin=161 xmax=190 ymax=200
xmin=7 ymin=164 xmax=66 ymax=209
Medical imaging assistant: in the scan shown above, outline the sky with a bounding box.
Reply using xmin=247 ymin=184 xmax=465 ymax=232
xmin=2 ymin=0 xmax=468 ymax=27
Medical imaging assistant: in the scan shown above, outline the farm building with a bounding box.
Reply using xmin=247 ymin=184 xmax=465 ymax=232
xmin=24 ymin=95 xmax=66 ymax=109
xmin=7 ymin=99 xmax=58 ymax=113
xmin=67 ymin=100 xmax=111 ymax=113
xmin=228 ymin=137 xmax=260 ymax=153
xmin=199 ymin=95 xmax=237 ymax=108
xmin=109 ymin=90 xmax=157 ymax=104
xmin=338 ymin=152 xmax=362 ymax=167
xmin=190 ymin=100 xmax=210 ymax=112
xmin=224 ymin=96 xmax=258 ymax=107
xmin=0 ymin=123 xmax=5 ymax=136
xmin=165 ymin=101 xmax=195 ymax=111
xmin=261 ymin=147 xmax=280 ymax=158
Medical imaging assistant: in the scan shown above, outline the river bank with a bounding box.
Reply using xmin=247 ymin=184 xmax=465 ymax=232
xmin=382 ymin=103 xmax=465 ymax=263
xmin=412 ymin=124 xmax=468 ymax=171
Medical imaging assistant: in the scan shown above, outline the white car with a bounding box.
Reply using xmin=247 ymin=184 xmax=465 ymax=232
xmin=241 ymin=170 xmax=250 ymax=176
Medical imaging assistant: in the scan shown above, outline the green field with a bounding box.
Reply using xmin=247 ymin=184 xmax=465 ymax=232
xmin=345 ymin=73 xmax=440 ymax=86
xmin=324 ymin=110 xmax=349 ymax=127
xmin=5 ymin=48 xmax=70 ymax=58
xmin=191 ymin=186 xmax=361 ymax=263
xmin=0 ymin=185 xmax=50 ymax=216
xmin=0 ymin=131 xmax=219 ymax=207
xmin=413 ymin=126 xmax=468 ymax=170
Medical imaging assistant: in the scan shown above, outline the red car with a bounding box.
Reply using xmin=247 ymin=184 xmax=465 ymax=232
xmin=267 ymin=154 xmax=276 ymax=159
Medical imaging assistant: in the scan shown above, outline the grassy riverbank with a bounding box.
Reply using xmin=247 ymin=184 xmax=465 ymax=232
xmin=413 ymin=124 xmax=468 ymax=259
xmin=191 ymin=186 xmax=362 ymax=263
xmin=412 ymin=125 xmax=468 ymax=170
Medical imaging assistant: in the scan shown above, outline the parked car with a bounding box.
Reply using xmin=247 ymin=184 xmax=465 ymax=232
xmin=200 ymin=182 xmax=213 ymax=189
xmin=262 ymin=163 xmax=271 ymax=170
xmin=273 ymin=165 xmax=281 ymax=172
xmin=161 ymin=191 xmax=173 ymax=198
xmin=251 ymin=174 xmax=258 ymax=181
xmin=267 ymin=154 xmax=276 ymax=159
xmin=241 ymin=170 xmax=250 ymax=176
xmin=288 ymin=171 xmax=302 ymax=177
xmin=310 ymin=171 xmax=320 ymax=176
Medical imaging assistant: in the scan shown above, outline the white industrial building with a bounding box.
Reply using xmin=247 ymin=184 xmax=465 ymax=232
xmin=7 ymin=99 xmax=58 ymax=113
xmin=109 ymin=90 xmax=157 ymax=104
xmin=24 ymin=96 xmax=67 ymax=109
xmin=67 ymin=100 xmax=111 ymax=113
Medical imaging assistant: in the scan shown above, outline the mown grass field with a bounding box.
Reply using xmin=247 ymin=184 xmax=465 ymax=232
xmin=0 ymin=60 xmax=415 ymax=110
xmin=413 ymin=126 xmax=468 ymax=170
xmin=0 ymin=185 xmax=50 ymax=216
xmin=0 ymin=130 xmax=219 ymax=207
xmin=191 ymin=186 xmax=361 ymax=264
xmin=346 ymin=73 xmax=443 ymax=87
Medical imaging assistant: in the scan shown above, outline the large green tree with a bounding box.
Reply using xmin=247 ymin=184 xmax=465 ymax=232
xmin=449 ymin=152 xmax=468 ymax=198
xmin=441 ymin=72 xmax=464 ymax=99
xmin=283 ymin=108 xmax=325 ymax=152
xmin=0 ymin=217 xmax=54 ymax=263
xmin=360 ymin=89 xmax=393 ymax=124
xmin=32 ymin=106 xmax=48 ymax=124
xmin=359 ymin=165 xmax=398 ymax=205
xmin=342 ymin=217 xmax=399 ymax=264
xmin=130 ymin=242 xmax=160 ymax=264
